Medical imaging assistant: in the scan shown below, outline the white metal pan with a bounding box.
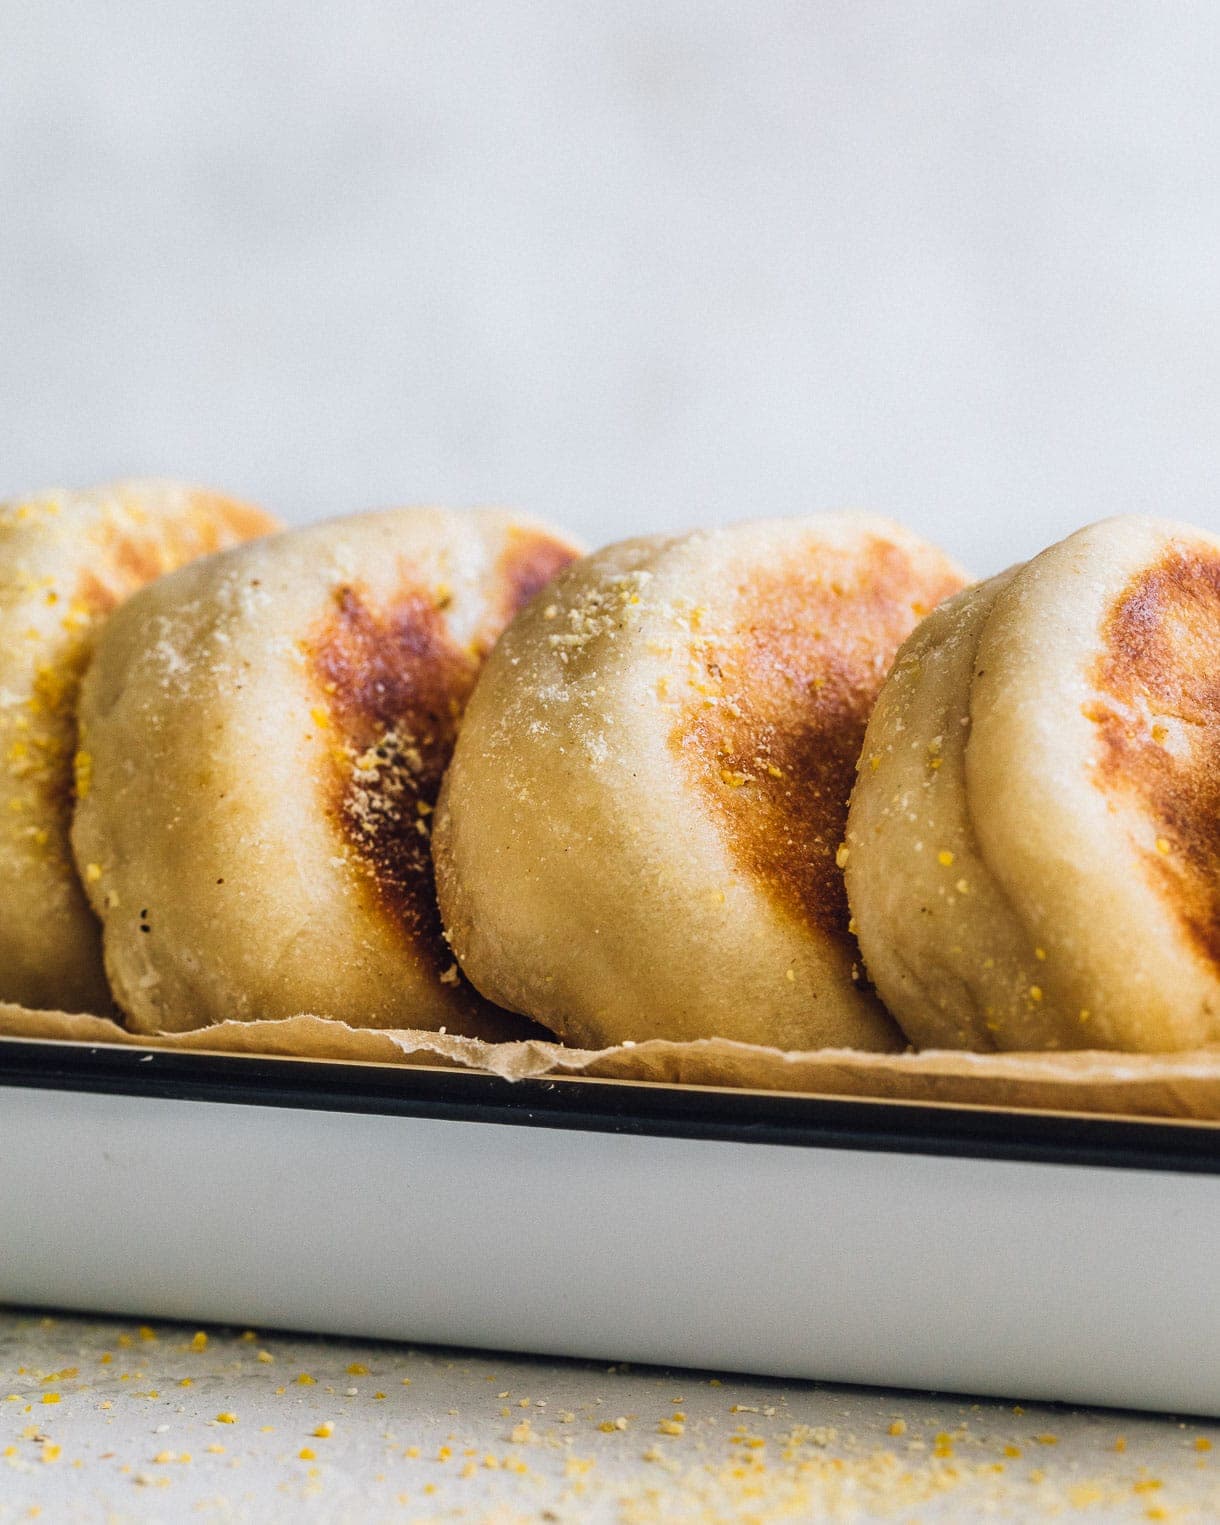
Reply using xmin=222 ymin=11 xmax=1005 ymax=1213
xmin=2 ymin=1037 xmax=1217 ymax=1416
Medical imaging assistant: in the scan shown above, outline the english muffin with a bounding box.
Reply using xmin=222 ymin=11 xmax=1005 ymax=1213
xmin=72 ymin=507 xmax=581 ymax=1036
xmin=433 ymin=515 xmax=966 ymax=1050
xmin=0 ymin=480 xmax=277 ymax=1013
xmin=846 ymin=515 xmax=1220 ymax=1052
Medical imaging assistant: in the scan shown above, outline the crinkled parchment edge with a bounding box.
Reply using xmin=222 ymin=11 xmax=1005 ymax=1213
xmin=4 ymin=1003 xmax=1220 ymax=1121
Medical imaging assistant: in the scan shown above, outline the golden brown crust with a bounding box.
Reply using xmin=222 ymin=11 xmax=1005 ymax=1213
xmin=1086 ymin=541 xmax=1220 ymax=972
xmin=305 ymin=580 xmax=478 ymax=979
xmin=490 ymin=526 xmax=581 ymax=633
xmin=672 ymin=537 xmax=965 ymax=942
xmin=0 ymin=480 xmax=279 ymax=1015
xmin=303 ymin=528 xmax=582 ymax=1015
xmin=83 ymin=494 xmax=277 ymax=611
xmin=201 ymin=496 xmax=282 ymax=547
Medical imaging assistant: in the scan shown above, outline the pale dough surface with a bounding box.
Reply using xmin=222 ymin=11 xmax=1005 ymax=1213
xmin=0 ymin=480 xmax=277 ymax=1013
xmin=434 ymin=515 xmax=965 ymax=1050
xmin=72 ymin=507 xmax=580 ymax=1035
xmin=846 ymin=515 xmax=1220 ymax=1052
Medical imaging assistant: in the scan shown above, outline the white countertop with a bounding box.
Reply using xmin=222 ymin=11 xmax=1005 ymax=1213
xmin=1 ymin=1308 xmax=1216 ymax=1522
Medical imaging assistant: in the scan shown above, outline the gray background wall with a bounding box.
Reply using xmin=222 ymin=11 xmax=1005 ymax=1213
xmin=2 ymin=1 xmax=1218 ymax=574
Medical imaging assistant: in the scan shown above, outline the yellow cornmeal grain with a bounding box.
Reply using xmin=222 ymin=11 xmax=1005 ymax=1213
xmin=72 ymin=750 xmax=93 ymax=799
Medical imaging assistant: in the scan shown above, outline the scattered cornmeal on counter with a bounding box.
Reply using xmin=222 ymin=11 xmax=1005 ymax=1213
xmin=0 ymin=480 xmax=279 ymax=1015
xmin=846 ymin=514 xmax=1220 ymax=1052
xmin=433 ymin=515 xmax=966 ymax=1050
xmin=71 ymin=507 xmax=581 ymax=1036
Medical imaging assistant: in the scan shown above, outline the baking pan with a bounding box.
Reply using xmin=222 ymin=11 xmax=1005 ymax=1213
xmin=3 ymin=1035 xmax=1218 ymax=1416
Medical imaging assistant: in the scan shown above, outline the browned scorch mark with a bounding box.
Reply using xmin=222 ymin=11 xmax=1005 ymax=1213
xmin=487 ymin=526 xmax=581 ymax=637
xmin=303 ymin=531 xmax=579 ymax=985
xmin=87 ymin=496 xmax=277 ymax=603
xmin=73 ymin=571 xmax=123 ymax=618
xmin=62 ymin=495 xmax=278 ymax=810
xmin=306 ymin=581 xmax=477 ymax=981
xmin=1086 ymin=544 xmax=1220 ymax=969
xmin=191 ymin=494 xmax=280 ymax=549
xmin=70 ymin=495 xmax=276 ymax=618
xmin=672 ymin=538 xmax=964 ymax=943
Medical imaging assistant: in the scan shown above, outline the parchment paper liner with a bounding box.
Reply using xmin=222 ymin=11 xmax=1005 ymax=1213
xmin=4 ymin=1002 xmax=1220 ymax=1122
